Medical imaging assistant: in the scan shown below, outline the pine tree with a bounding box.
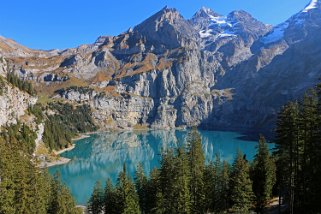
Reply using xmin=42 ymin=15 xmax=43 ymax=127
xmin=203 ymin=154 xmax=229 ymax=213
xmin=146 ymin=168 xmax=159 ymax=214
xmin=0 ymin=121 xmax=79 ymax=214
xmin=157 ymin=150 xmax=176 ymax=213
xmin=175 ymin=147 xmax=191 ymax=214
xmin=30 ymin=171 xmax=52 ymax=214
xmin=213 ymin=155 xmax=231 ymax=213
xmin=305 ymin=85 xmax=321 ymax=212
xmin=117 ymin=164 xmax=141 ymax=214
xmin=275 ymin=102 xmax=300 ymax=214
xmin=203 ymin=162 xmax=216 ymax=212
xmin=220 ymin=160 xmax=230 ymax=211
xmin=88 ymin=181 xmax=104 ymax=214
xmin=274 ymin=87 xmax=321 ymax=213
xmin=157 ymin=148 xmax=191 ymax=214
xmin=0 ymin=138 xmax=18 ymax=214
xmin=251 ymin=136 xmax=276 ymax=213
xmin=135 ymin=164 xmax=148 ymax=213
xmin=104 ymin=179 xmax=119 ymax=214
xmin=187 ymin=129 xmax=205 ymax=213
xmin=48 ymin=172 xmax=80 ymax=214
xmin=229 ymin=151 xmax=254 ymax=213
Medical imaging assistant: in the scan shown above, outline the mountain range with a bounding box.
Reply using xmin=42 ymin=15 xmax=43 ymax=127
xmin=1 ymin=0 xmax=321 ymax=137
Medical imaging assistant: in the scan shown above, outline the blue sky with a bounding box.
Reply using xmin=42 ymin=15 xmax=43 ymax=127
xmin=0 ymin=0 xmax=311 ymax=50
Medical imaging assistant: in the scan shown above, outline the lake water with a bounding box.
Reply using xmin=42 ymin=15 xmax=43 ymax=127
xmin=49 ymin=130 xmax=273 ymax=205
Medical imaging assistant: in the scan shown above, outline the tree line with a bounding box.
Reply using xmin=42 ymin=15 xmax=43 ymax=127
xmin=40 ymin=102 xmax=97 ymax=151
xmin=0 ymin=69 xmax=94 ymax=213
xmin=88 ymin=130 xmax=276 ymax=214
xmin=6 ymin=72 xmax=35 ymax=95
xmin=275 ymin=84 xmax=321 ymax=213
xmin=0 ymin=122 xmax=81 ymax=214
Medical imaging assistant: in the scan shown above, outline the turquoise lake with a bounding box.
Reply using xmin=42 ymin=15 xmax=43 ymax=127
xmin=49 ymin=130 xmax=274 ymax=205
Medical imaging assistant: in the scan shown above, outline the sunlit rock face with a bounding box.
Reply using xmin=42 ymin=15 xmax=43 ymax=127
xmin=1 ymin=2 xmax=321 ymax=136
xmin=0 ymin=68 xmax=37 ymax=127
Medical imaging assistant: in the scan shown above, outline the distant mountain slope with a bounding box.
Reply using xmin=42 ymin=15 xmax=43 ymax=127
xmin=213 ymin=0 xmax=321 ymax=135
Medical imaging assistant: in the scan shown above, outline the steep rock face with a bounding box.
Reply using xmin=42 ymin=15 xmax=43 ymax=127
xmin=189 ymin=7 xmax=272 ymax=94
xmin=0 ymin=81 xmax=37 ymax=127
xmin=1 ymin=1 xmax=321 ymax=135
xmin=0 ymin=55 xmax=7 ymax=77
xmin=58 ymin=48 xmax=219 ymax=129
xmin=212 ymin=0 xmax=321 ymax=135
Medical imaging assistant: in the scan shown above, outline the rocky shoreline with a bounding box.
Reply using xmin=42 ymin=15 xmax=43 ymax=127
xmin=43 ymin=157 xmax=71 ymax=168
xmin=38 ymin=134 xmax=92 ymax=168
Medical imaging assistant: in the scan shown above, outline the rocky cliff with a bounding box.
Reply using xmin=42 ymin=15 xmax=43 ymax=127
xmin=0 ymin=58 xmax=37 ymax=127
xmin=1 ymin=0 xmax=320 ymax=136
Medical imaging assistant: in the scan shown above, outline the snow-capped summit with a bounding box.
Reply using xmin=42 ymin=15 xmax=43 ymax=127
xmin=191 ymin=7 xmax=270 ymax=46
xmin=192 ymin=7 xmax=231 ymax=26
xmin=302 ymin=0 xmax=321 ymax=12
xmin=190 ymin=8 xmax=235 ymax=40
xmin=260 ymin=0 xmax=321 ymax=45
xmin=200 ymin=6 xmax=213 ymax=15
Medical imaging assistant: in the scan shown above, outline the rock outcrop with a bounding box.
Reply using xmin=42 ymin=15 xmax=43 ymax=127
xmin=0 ymin=80 xmax=37 ymax=127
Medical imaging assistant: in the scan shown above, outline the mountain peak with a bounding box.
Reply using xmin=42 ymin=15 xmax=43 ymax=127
xmin=160 ymin=5 xmax=175 ymax=11
xmin=302 ymin=0 xmax=321 ymax=12
xmin=134 ymin=6 xmax=185 ymax=32
xmin=227 ymin=10 xmax=254 ymax=20
xmin=132 ymin=6 xmax=196 ymax=50
xmin=199 ymin=6 xmax=217 ymax=16
xmin=148 ymin=6 xmax=182 ymax=24
xmin=192 ymin=6 xmax=221 ymax=19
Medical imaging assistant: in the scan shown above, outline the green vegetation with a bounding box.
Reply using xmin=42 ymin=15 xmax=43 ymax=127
xmin=251 ymin=136 xmax=276 ymax=213
xmin=229 ymin=151 xmax=255 ymax=213
xmin=0 ymin=123 xmax=81 ymax=214
xmin=88 ymin=164 xmax=140 ymax=214
xmin=0 ymin=75 xmax=5 ymax=96
xmin=89 ymin=130 xmax=276 ymax=214
xmin=0 ymin=122 xmax=37 ymax=155
xmin=275 ymin=85 xmax=321 ymax=213
xmin=188 ymin=129 xmax=205 ymax=213
xmin=6 ymin=72 xmax=35 ymax=95
xmin=27 ymin=103 xmax=44 ymax=124
xmin=0 ymin=70 xmax=98 ymax=213
xmin=88 ymin=182 xmax=104 ymax=214
xmin=43 ymin=102 xmax=97 ymax=150
xmin=64 ymin=86 xmax=94 ymax=94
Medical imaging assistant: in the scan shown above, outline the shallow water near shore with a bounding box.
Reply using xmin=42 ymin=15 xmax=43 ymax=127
xmin=49 ymin=130 xmax=274 ymax=205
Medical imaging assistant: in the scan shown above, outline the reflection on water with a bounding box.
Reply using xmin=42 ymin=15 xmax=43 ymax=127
xmin=49 ymin=130 xmax=270 ymax=205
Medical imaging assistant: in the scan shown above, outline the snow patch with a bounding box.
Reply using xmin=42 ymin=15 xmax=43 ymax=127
xmin=198 ymin=13 xmax=237 ymax=40
xmin=261 ymin=22 xmax=289 ymax=44
xmin=303 ymin=0 xmax=318 ymax=12
xmin=199 ymin=29 xmax=213 ymax=38
xmin=209 ymin=15 xmax=233 ymax=28
xmin=200 ymin=6 xmax=213 ymax=15
xmin=199 ymin=29 xmax=236 ymax=40
xmin=218 ymin=32 xmax=237 ymax=39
